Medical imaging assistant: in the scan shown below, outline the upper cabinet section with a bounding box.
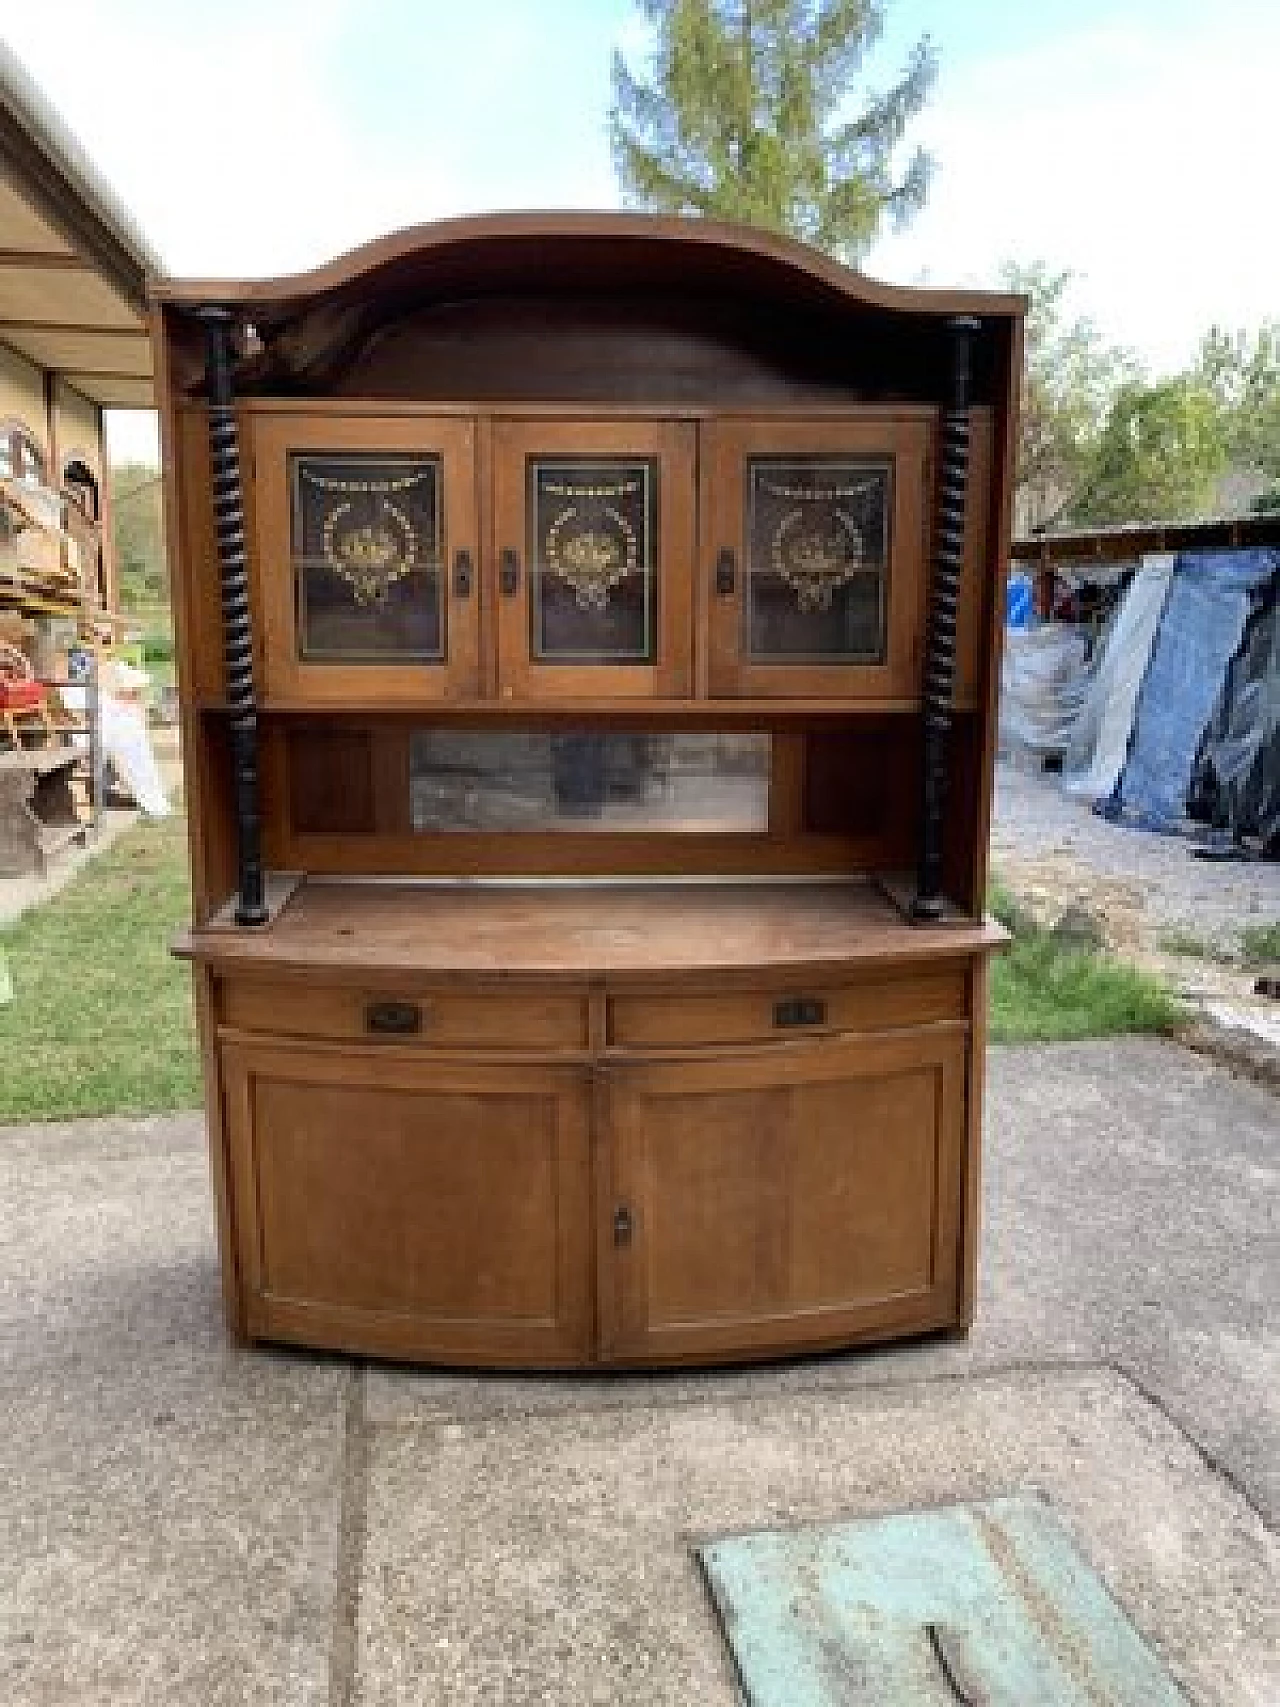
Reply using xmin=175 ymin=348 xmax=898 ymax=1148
xmin=494 ymin=418 xmax=694 ymax=701
xmin=227 ymin=405 xmax=994 ymax=710
xmin=704 ymin=414 xmax=929 ymax=700
xmin=249 ymin=412 xmax=480 ymax=704
xmin=160 ymin=215 xmax=1021 ymax=716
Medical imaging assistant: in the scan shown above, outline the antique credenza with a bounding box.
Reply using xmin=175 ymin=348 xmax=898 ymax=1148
xmin=155 ymin=214 xmax=1023 ymax=1368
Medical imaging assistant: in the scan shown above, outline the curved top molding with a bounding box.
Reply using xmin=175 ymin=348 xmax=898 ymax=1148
xmin=150 ymin=210 xmax=1025 ymax=324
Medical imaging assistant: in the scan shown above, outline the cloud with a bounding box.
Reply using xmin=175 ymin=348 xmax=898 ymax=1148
xmin=10 ymin=0 xmax=1273 ymax=442
xmin=866 ymin=16 xmax=1276 ymax=372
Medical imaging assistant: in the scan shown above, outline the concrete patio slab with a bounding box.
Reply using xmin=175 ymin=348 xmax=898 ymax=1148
xmin=0 ymin=1113 xmax=349 ymax=1707
xmin=357 ymin=1368 xmax=1277 ymax=1707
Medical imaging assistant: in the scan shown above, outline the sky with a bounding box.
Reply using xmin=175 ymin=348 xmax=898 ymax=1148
xmin=3 ymin=0 xmax=1274 ymax=463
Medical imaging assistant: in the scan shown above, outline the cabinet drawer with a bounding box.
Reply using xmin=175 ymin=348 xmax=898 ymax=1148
xmin=607 ymin=971 xmax=965 ymax=1049
xmin=218 ymin=978 xmax=589 ymax=1050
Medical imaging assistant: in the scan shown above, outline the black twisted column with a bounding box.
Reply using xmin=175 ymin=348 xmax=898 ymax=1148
xmin=198 ymin=307 xmax=268 ymax=926
xmin=911 ymin=315 xmax=980 ymax=922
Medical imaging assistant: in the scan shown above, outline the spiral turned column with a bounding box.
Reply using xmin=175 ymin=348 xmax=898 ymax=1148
xmin=911 ymin=315 xmax=980 ymax=923
xmin=198 ymin=307 xmax=267 ymax=927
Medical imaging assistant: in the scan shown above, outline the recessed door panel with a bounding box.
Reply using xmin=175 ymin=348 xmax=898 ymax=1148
xmin=600 ymin=1030 xmax=965 ymax=1362
xmin=221 ymin=1040 xmax=593 ymax=1364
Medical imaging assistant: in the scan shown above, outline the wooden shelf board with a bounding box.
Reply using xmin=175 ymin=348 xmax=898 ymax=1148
xmin=175 ymin=874 xmax=1005 ymax=982
xmin=194 ymin=697 xmax=982 ymax=718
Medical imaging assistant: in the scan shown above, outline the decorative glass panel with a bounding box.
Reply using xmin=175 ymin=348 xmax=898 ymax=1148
xmin=290 ymin=453 xmax=443 ymax=661
xmin=409 ymin=730 xmax=769 ymax=832
xmin=528 ymin=458 xmax=657 ymax=664
xmin=746 ymin=456 xmax=891 ymax=662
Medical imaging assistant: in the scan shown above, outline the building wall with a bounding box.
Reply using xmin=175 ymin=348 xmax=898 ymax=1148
xmin=52 ymin=379 xmax=103 ymax=483
xmin=0 ymin=348 xmax=115 ymax=608
xmin=0 ymin=340 xmax=51 ymax=462
xmin=52 ymin=378 xmax=112 ymax=609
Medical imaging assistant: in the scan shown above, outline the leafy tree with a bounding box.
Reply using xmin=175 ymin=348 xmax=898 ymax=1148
xmin=1194 ymin=322 xmax=1280 ymax=510
xmin=1071 ymin=378 xmax=1227 ymax=525
xmin=610 ymin=0 xmax=936 ymax=260
xmin=110 ymin=462 xmax=167 ymax=612
xmin=1001 ymin=261 xmax=1139 ymax=531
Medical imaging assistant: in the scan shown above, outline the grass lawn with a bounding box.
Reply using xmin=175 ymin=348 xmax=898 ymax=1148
xmin=0 ymin=815 xmax=201 ymax=1122
xmin=988 ymin=880 xmax=1183 ymax=1044
xmin=0 ymin=824 xmax=1185 ymax=1122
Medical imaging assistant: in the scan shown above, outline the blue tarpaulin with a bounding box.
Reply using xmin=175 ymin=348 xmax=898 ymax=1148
xmin=1103 ymin=547 xmax=1278 ymax=833
xmin=1006 ymin=571 xmax=1034 ymax=628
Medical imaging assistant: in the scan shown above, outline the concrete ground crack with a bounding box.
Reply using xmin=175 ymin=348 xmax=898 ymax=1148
xmin=328 ymin=1364 xmax=371 ymax=1707
xmin=1110 ymin=1359 xmax=1275 ymax=1534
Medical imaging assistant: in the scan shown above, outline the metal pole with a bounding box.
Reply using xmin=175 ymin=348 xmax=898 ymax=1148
xmin=87 ymin=639 xmax=103 ymax=835
xmin=197 ymin=306 xmax=268 ymax=926
xmin=912 ymin=315 xmax=980 ymax=922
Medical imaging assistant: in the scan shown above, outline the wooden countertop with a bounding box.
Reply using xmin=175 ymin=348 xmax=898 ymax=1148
xmin=175 ymin=877 xmax=1006 ymax=983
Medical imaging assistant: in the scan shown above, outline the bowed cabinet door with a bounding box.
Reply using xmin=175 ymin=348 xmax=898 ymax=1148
xmin=704 ymin=413 xmax=931 ymax=701
xmin=492 ymin=418 xmax=695 ymax=701
xmin=597 ymin=1030 xmax=966 ymax=1364
xmin=248 ymin=411 xmax=481 ymax=705
xmin=219 ymin=1039 xmax=594 ymax=1366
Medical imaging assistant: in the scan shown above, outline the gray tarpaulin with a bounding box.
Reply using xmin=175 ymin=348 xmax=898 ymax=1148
xmin=997 ymin=624 xmax=1089 ymax=760
xmin=1061 ymin=554 xmax=1174 ymax=802
xmin=1103 ymin=547 xmax=1279 ymax=833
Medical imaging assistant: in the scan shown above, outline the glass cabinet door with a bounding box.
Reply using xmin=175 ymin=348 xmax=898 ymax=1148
xmin=705 ymin=415 xmax=930 ymax=700
xmin=249 ymin=413 xmax=479 ymax=704
xmin=494 ymin=419 xmax=694 ymax=701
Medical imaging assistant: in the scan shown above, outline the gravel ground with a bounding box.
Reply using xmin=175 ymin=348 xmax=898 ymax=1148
xmin=991 ymin=760 xmax=1280 ymax=954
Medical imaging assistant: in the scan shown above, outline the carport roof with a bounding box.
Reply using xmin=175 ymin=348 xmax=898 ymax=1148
xmin=0 ymin=40 xmax=159 ymax=409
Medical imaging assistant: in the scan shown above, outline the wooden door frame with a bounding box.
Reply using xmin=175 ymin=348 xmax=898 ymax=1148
xmin=493 ymin=416 xmax=696 ymax=702
xmin=248 ymin=410 xmax=481 ymax=705
xmin=595 ymin=1028 xmax=966 ymax=1364
xmin=219 ymin=1037 xmax=595 ymax=1365
xmin=704 ymin=411 xmax=932 ymax=700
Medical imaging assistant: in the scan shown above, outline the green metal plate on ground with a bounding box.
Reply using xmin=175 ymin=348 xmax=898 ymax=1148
xmin=696 ymin=1495 xmax=1187 ymax=1705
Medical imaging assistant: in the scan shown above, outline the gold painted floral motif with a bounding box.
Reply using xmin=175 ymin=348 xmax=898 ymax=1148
xmin=301 ymin=468 xmax=432 ymax=495
xmin=545 ymin=504 xmax=638 ymax=610
xmin=321 ymin=499 xmax=418 ymax=606
xmin=771 ymin=507 xmax=869 ymax=613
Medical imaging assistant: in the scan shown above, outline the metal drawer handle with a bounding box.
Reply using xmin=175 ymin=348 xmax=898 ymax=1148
xmin=773 ymin=996 xmax=827 ymax=1029
xmin=365 ymin=999 xmax=422 ymax=1036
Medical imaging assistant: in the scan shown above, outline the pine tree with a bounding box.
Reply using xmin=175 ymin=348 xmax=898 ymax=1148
xmin=609 ymin=0 xmax=936 ymax=260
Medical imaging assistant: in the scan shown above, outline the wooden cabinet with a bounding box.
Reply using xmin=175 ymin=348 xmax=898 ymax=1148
xmin=598 ymin=1031 xmax=965 ymax=1363
xmin=220 ymin=1038 xmax=594 ymax=1365
xmin=157 ymin=213 xmax=1022 ymax=1369
xmin=249 ymin=411 xmax=481 ymax=704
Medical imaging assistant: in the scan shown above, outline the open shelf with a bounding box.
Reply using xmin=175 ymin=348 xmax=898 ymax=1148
xmin=177 ymin=873 xmax=1000 ymax=982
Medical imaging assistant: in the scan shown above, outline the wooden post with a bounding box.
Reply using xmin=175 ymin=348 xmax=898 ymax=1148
xmin=912 ymin=315 xmax=979 ymax=922
xmin=197 ymin=307 xmax=267 ymax=926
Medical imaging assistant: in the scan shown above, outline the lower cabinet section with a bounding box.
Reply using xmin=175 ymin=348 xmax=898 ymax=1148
xmin=217 ymin=1024 xmax=969 ymax=1367
xmin=220 ymin=1041 xmax=595 ymax=1365
xmin=599 ymin=1032 xmax=965 ymax=1363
